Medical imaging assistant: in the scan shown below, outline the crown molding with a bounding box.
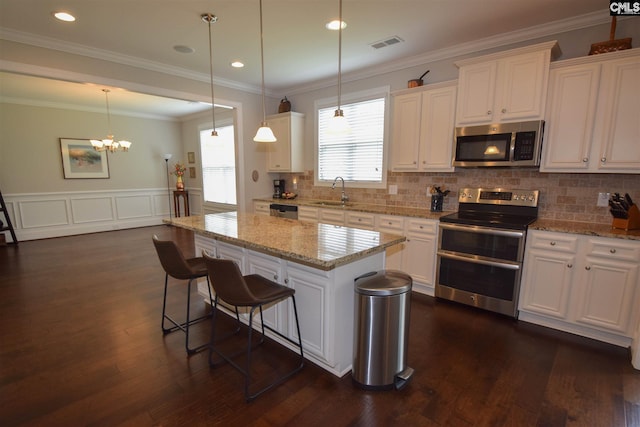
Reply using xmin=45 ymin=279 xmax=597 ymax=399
xmin=0 ymin=27 xmax=265 ymax=96
xmin=282 ymin=10 xmax=613 ymax=96
xmin=1 ymin=10 xmax=616 ymax=98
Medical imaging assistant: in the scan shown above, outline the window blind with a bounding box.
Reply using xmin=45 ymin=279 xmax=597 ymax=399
xmin=317 ymin=97 xmax=385 ymax=183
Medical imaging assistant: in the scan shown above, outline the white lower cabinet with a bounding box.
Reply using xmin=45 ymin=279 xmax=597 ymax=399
xmin=345 ymin=211 xmax=375 ymax=230
xmin=375 ymin=215 xmax=438 ymax=295
xmin=402 ymin=218 xmax=438 ymax=293
xmin=254 ymin=201 xmax=271 ymax=215
xmin=246 ymin=252 xmax=286 ymax=334
xmin=298 ymin=206 xmax=318 ymax=222
xmin=284 ymin=263 xmax=329 ymax=362
xmin=318 ymin=208 xmax=345 ymax=226
xmin=376 ymin=215 xmax=404 ymax=271
xmin=519 ymin=230 xmax=640 ymax=346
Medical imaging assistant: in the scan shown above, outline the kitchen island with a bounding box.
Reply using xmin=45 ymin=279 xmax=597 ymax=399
xmin=166 ymin=212 xmax=405 ymax=376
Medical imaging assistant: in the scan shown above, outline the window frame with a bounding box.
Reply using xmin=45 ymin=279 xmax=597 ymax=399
xmin=198 ymin=116 xmax=238 ymax=212
xmin=314 ymin=86 xmax=390 ymax=189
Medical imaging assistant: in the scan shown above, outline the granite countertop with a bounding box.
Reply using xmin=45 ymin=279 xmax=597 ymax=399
xmin=530 ymin=219 xmax=640 ymax=241
xmin=165 ymin=212 xmax=406 ymax=270
xmin=258 ymin=197 xmax=640 ymax=241
xmin=256 ymin=197 xmax=450 ymax=220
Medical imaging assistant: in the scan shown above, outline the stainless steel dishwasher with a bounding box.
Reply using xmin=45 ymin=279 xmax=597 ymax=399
xmin=269 ymin=203 xmax=298 ymax=219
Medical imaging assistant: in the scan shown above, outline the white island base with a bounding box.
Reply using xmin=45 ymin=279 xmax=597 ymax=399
xmin=194 ymin=234 xmax=385 ymax=377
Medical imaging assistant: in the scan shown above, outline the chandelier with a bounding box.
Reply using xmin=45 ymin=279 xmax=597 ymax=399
xmin=90 ymin=89 xmax=132 ymax=152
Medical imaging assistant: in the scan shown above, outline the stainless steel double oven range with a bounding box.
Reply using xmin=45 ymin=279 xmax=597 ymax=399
xmin=436 ymin=188 xmax=539 ymax=318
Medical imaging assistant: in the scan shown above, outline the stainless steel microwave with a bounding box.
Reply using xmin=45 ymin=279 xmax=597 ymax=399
xmin=452 ymin=120 xmax=544 ymax=167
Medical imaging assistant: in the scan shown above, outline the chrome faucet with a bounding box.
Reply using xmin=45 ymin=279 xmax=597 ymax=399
xmin=331 ymin=176 xmax=349 ymax=204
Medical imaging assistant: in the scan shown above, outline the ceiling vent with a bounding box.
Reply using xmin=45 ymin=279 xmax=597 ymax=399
xmin=370 ymin=36 xmax=404 ymax=50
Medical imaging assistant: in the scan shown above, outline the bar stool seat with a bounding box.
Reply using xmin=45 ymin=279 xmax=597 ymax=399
xmin=203 ymin=251 xmax=304 ymax=401
xmin=152 ymin=235 xmax=213 ymax=354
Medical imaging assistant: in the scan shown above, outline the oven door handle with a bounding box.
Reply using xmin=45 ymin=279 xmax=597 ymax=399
xmin=439 ymin=222 xmax=524 ymax=238
xmin=438 ymin=251 xmax=521 ymax=270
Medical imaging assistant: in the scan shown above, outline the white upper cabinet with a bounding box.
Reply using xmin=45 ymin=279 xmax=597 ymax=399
xmin=541 ymin=49 xmax=640 ymax=173
xmin=454 ymin=41 xmax=558 ymax=126
xmin=266 ymin=111 xmax=305 ymax=172
xmin=390 ymin=81 xmax=457 ymax=172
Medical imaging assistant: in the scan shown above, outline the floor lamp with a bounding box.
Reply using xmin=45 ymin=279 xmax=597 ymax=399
xmin=164 ymin=154 xmax=173 ymax=222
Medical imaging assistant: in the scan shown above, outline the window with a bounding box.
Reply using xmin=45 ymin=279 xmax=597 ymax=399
xmin=317 ymin=90 xmax=387 ymax=186
xmin=200 ymin=125 xmax=236 ymax=205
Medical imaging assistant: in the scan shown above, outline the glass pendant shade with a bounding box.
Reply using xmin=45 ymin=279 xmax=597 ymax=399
xmin=254 ymin=0 xmax=277 ymax=143
xmin=254 ymin=122 xmax=277 ymax=142
xmin=327 ymin=108 xmax=350 ymax=134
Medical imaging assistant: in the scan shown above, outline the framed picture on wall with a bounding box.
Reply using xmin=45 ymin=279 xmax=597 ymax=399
xmin=189 ymin=167 xmax=196 ymax=178
xmin=187 ymin=151 xmax=195 ymax=163
xmin=59 ymin=138 xmax=110 ymax=179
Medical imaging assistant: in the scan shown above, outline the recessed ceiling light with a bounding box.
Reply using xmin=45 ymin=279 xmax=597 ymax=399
xmin=53 ymin=11 xmax=76 ymax=22
xmin=325 ymin=20 xmax=346 ymax=31
xmin=173 ymin=45 xmax=195 ymax=54
xmin=231 ymin=61 xmax=244 ymax=68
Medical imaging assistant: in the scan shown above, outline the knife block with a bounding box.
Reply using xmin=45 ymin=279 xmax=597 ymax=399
xmin=612 ymin=204 xmax=640 ymax=231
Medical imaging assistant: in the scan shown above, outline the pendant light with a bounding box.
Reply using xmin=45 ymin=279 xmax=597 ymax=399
xmin=328 ymin=0 xmax=350 ymax=134
xmin=202 ymin=13 xmax=219 ymax=138
xmin=90 ymin=89 xmax=132 ymax=152
xmin=253 ymin=0 xmax=277 ymax=142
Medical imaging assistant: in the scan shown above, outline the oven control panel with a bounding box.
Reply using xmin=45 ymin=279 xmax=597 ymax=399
xmin=458 ymin=187 xmax=539 ymax=207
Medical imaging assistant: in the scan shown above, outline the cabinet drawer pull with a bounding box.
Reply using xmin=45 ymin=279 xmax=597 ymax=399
xmin=284 ymin=278 xmax=289 ymax=284
xmin=600 ymin=157 xmax=606 ymax=163
xmin=273 ymin=274 xmax=278 ymax=280
xmin=567 ymin=263 xmax=573 ymax=268
xmin=585 ymin=266 xmax=591 ymax=271
xmin=550 ymin=241 xmax=556 ymax=246
xmin=610 ymin=248 xmax=616 ymax=254
xmin=501 ymin=108 xmax=506 ymax=113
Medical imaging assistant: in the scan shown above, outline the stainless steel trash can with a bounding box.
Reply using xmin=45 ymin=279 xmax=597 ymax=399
xmin=352 ymin=270 xmax=414 ymax=390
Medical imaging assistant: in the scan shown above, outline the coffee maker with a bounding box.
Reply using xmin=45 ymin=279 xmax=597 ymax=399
xmin=273 ymin=179 xmax=285 ymax=198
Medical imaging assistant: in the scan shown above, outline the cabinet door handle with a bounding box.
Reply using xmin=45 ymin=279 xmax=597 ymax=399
xmin=567 ymin=263 xmax=573 ymax=268
xmin=610 ymin=248 xmax=617 ymax=254
xmin=284 ymin=278 xmax=289 ymax=284
xmin=600 ymin=157 xmax=606 ymax=163
xmin=413 ymin=161 xmax=417 ymax=164
xmin=273 ymin=274 xmax=278 ymax=280
xmin=501 ymin=108 xmax=507 ymax=113
xmin=585 ymin=266 xmax=591 ymax=271
xmin=487 ymin=110 xmax=492 ymax=115
xmin=550 ymin=241 xmax=556 ymax=246
xmin=582 ymin=158 xmax=589 ymax=163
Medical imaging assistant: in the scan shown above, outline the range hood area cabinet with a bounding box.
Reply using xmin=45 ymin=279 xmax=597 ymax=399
xmin=541 ymin=49 xmax=640 ymax=174
xmin=266 ymin=111 xmax=305 ymax=173
xmin=454 ymin=40 xmax=559 ymax=126
xmin=390 ymin=81 xmax=457 ymax=172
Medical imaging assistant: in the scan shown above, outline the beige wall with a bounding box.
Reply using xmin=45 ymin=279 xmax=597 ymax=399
xmin=0 ymin=103 xmax=182 ymax=193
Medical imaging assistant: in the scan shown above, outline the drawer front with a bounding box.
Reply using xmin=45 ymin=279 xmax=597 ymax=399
xmin=254 ymin=201 xmax=271 ymax=215
xmin=405 ymin=218 xmax=437 ymax=235
xmin=298 ymin=206 xmax=319 ymax=221
xmin=377 ymin=215 xmax=404 ymax=232
xmin=319 ymin=209 xmax=345 ymax=225
xmin=528 ymin=231 xmax=579 ymax=253
xmin=345 ymin=212 xmax=375 ymax=230
xmin=586 ymin=238 xmax=640 ymax=262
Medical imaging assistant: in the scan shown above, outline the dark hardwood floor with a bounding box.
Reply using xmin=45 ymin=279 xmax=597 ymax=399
xmin=1 ymin=225 xmax=639 ymax=426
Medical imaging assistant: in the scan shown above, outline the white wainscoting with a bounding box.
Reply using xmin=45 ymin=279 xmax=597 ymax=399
xmin=1 ymin=188 xmax=203 ymax=242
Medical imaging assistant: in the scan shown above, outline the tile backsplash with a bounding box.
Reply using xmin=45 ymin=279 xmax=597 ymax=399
xmin=284 ymin=170 xmax=640 ymax=225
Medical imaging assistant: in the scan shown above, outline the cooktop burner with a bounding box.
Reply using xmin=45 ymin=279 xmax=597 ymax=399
xmin=440 ymin=187 xmax=539 ymax=230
